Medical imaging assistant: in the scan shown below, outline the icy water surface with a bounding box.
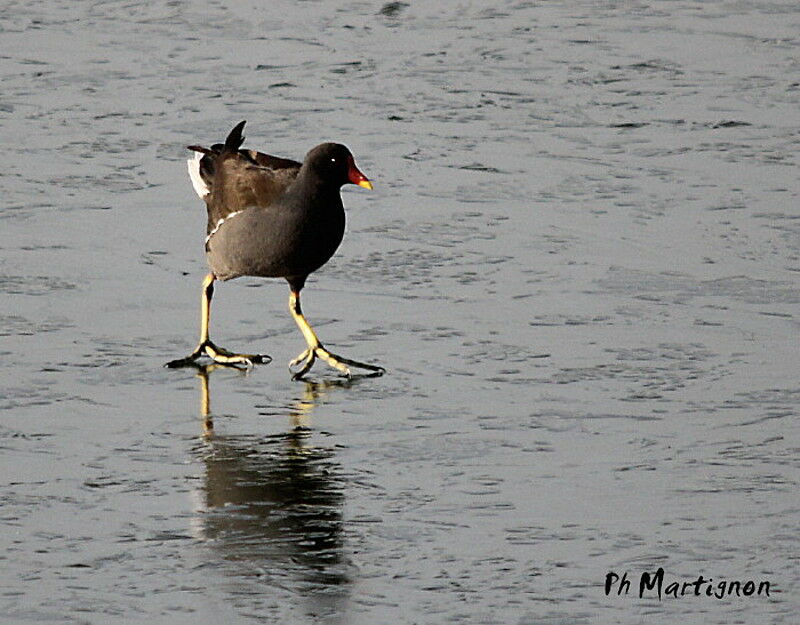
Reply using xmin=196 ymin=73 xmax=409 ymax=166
xmin=1 ymin=1 xmax=799 ymax=623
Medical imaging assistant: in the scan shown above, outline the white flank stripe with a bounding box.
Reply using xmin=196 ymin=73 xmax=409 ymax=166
xmin=187 ymin=151 xmax=210 ymax=198
xmin=205 ymin=210 xmax=245 ymax=245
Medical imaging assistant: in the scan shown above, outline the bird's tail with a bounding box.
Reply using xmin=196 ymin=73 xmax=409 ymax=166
xmin=185 ymin=121 xmax=247 ymax=199
xmin=224 ymin=120 xmax=247 ymax=152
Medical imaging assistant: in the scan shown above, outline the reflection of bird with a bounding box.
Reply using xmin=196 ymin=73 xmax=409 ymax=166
xmin=191 ymin=365 xmax=351 ymax=596
xmin=166 ymin=121 xmax=384 ymax=380
xmin=194 ymin=364 xmax=352 ymax=437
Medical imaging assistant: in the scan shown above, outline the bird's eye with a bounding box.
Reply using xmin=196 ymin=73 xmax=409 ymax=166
xmin=330 ymin=157 xmax=337 ymax=163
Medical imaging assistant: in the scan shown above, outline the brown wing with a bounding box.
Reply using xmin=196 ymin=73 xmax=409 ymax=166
xmin=187 ymin=122 xmax=301 ymax=236
xmin=205 ymin=150 xmax=300 ymax=235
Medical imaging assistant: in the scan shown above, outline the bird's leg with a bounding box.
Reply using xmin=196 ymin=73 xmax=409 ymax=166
xmin=287 ymin=289 xmax=385 ymax=380
xmin=165 ymin=273 xmax=271 ymax=368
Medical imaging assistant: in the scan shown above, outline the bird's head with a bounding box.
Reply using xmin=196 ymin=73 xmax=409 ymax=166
xmin=305 ymin=143 xmax=373 ymax=190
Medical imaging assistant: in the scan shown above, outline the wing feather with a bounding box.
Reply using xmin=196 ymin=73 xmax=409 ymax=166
xmin=185 ymin=122 xmax=302 ymax=236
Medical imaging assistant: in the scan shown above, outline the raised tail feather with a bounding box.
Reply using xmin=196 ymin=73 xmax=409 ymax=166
xmin=186 ymin=121 xmax=248 ymax=199
xmin=224 ymin=120 xmax=247 ymax=152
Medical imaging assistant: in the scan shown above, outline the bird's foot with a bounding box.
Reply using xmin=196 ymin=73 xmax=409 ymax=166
xmin=165 ymin=340 xmax=271 ymax=369
xmin=288 ymin=345 xmax=385 ymax=380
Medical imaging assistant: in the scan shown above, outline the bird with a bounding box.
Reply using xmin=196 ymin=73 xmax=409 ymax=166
xmin=166 ymin=120 xmax=385 ymax=380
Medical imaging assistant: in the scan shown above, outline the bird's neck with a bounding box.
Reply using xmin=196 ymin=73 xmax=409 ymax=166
xmin=286 ymin=169 xmax=342 ymax=207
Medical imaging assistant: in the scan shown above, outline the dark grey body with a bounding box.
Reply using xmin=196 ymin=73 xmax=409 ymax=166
xmin=206 ymin=191 xmax=345 ymax=283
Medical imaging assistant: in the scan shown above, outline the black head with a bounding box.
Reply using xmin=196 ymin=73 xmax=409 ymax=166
xmin=304 ymin=143 xmax=372 ymax=189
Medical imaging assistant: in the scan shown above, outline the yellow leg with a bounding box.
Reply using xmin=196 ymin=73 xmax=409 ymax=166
xmin=165 ymin=273 xmax=271 ymax=368
xmin=287 ymin=289 xmax=385 ymax=380
xmin=199 ymin=271 xmax=212 ymax=344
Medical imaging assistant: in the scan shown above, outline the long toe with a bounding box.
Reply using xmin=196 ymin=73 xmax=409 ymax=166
xmin=335 ymin=354 xmax=385 ymax=376
xmin=289 ymin=348 xmax=312 ymax=369
xmin=165 ymin=355 xmax=199 ymax=368
xmin=289 ymin=349 xmax=316 ymax=380
xmin=314 ymin=347 xmax=352 ymax=377
xmin=313 ymin=347 xmax=385 ymax=378
xmin=203 ymin=342 xmax=271 ymax=367
xmin=164 ymin=344 xmax=206 ymax=368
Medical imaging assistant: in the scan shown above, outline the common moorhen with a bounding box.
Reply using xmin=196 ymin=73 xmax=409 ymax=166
xmin=166 ymin=121 xmax=384 ymax=379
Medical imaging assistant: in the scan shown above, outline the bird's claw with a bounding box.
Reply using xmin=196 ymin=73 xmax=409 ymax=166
xmin=288 ymin=345 xmax=384 ymax=381
xmin=165 ymin=340 xmax=271 ymax=369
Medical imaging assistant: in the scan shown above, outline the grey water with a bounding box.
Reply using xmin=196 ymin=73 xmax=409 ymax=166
xmin=1 ymin=1 xmax=798 ymax=623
